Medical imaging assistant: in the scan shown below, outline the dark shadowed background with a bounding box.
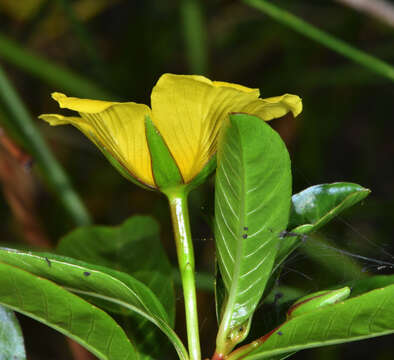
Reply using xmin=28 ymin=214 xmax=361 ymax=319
xmin=0 ymin=1 xmax=393 ymax=359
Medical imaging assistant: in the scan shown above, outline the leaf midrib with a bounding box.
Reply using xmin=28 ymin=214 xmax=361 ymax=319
xmin=223 ymin=121 xmax=247 ymax=328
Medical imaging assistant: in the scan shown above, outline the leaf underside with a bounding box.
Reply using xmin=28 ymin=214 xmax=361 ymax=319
xmin=215 ymin=113 xmax=292 ymax=350
xmin=0 ymin=305 xmax=26 ymax=360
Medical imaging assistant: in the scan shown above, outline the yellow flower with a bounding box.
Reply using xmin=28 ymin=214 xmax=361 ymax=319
xmin=40 ymin=74 xmax=302 ymax=189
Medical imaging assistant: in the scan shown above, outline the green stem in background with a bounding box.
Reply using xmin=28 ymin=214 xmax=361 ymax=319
xmin=165 ymin=187 xmax=201 ymax=360
xmin=0 ymin=33 xmax=112 ymax=99
xmin=0 ymin=64 xmax=91 ymax=226
xmin=243 ymin=0 xmax=394 ymax=82
xmin=180 ymin=0 xmax=208 ymax=75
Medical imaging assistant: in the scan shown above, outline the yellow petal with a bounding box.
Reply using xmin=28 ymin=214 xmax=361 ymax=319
xmin=51 ymin=92 xmax=121 ymax=113
xmin=242 ymin=93 xmax=303 ymax=120
xmin=213 ymin=81 xmax=260 ymax=95
xmin=39 ymin=114 xmax=100 ymax=147
xmin=41 ymin=97 xmax=155 ymax=187
xmin=151 ymin=73 xmax=301 ymax=183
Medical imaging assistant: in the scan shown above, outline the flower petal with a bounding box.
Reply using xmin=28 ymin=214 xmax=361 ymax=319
xmin=41 ymin=96 xmax=155 ymax=187
xmin=51 ymin=92 xmax=121 ymax=113
xmin=213 ymin=81 xmax=260 ymax=95
xmin=241 ymin=93 xmax=303 ymax=120
xmin=151 ymin=73 xmax=301 ymax=183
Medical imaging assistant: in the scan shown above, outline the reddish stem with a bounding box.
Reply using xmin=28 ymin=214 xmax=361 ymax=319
xmin=211 ymin=352 xmax=224 ymax=360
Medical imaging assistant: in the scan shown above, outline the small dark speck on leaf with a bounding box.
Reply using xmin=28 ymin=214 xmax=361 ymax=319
xmin=45 ymin=257 xmax=51 ymax=267
xmin=242 ymin=234 xmax=248 ymax=239
xmin=278 ymin=331 xmax=283 ymax=336
xmin=243 ymin=227 xmax=248 ymax=231
xmin=83 ymin=272 xmax=91 ymax=277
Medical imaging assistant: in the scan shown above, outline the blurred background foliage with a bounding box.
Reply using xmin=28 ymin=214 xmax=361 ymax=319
xmin=0 ymin=0 xmax=393 ymax=359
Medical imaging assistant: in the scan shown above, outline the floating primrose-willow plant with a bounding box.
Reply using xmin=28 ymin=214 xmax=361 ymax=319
xmin=0 ymin=74 xmax=393 ymax=360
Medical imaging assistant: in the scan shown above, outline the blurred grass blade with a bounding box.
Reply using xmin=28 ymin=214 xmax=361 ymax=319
xmin=243 ymin=0 xmax=394 ymax=82
xmin=56 ymin=0 xmax=104 ymax=72
xmin=0 ymin=33 xmax=112 ymax=99
xmin=0 ymin=65 xmax=91 ymax=226
xmin=300 ymin=234 xmax=367 ymax=281
xmin=180 ymin=0 xmax=208 ymax=74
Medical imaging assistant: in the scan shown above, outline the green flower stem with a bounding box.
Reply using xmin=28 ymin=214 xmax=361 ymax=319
xmin=243 ymin=0 xmax=394 ymax=82
xmin=165 ymin=187 xmax=201 ymax=360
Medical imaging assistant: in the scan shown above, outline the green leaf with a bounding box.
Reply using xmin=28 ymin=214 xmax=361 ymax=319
xmin=0 ymin=248 xmax=188 ymax=360
xmin=289 ymin=182 xmax=370 ymax=232
xmin=214 ymin=113 xmax=292 ymax=355
xmin=286 ymin=287 xmax=350 ymax=319
xmin=0 ymin=305 xmax=26 ymax=360
xmin=0 ymin=262 xmax=137 ymax=360
xmin=230 ymin=285 xmax=394 ymax=360
xmin=275 ymin=182 xmax=370 ymax=269
xmin=57 ymin=215 xmax=175 ymax=324
xmin=57 ymin=216 xmax=178 ymax=359
xmin=345 ymin=274 xmax=394 ymax=297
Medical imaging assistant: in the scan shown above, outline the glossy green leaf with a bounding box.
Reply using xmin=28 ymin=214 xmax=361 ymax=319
xmin=57 ymin=215 xmax=175 ymax=324
xmin=275 ymin=182 xmax=370 ymax=269
xmin=215 ymin=113 xmax=292 ymax=355
xmin=289 ymin=182 xmax=370 ymax=232
xmin=57 ymin=216 xmax=177 ymax=359
xmin=0 ymin=262 xmax=137 ymax=360
xmin=286 ymin=287 xmax=350 ymax=319
xmin=0 ymin=248 xmax=188 ymax=360
xmin=0 ymin=305 xmax=26 ymax=360
xmin=230 ymin=285 xmax=394 ymax=360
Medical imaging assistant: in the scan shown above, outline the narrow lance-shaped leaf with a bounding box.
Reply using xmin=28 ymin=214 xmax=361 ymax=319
xmin=0 ymin=262 xmax=137 ymax=360
xmin=229 ymin=284 xmax=394 ymax=360
xmin=0 ymin=305 xmax=26 ymax=360
xmin=0 ymin=248 xmax=188 ymax=360
xmin=214 ymin=113 xmax=292 ymax=355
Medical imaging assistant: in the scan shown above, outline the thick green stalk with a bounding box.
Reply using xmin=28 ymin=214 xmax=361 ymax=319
xmin=243 ymin=0 xmax=394 ymax=82
xmin=165 ymin=187 xmax=201 ymax=360
xmin=0 ymin=64 xmax=91 ymax=226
